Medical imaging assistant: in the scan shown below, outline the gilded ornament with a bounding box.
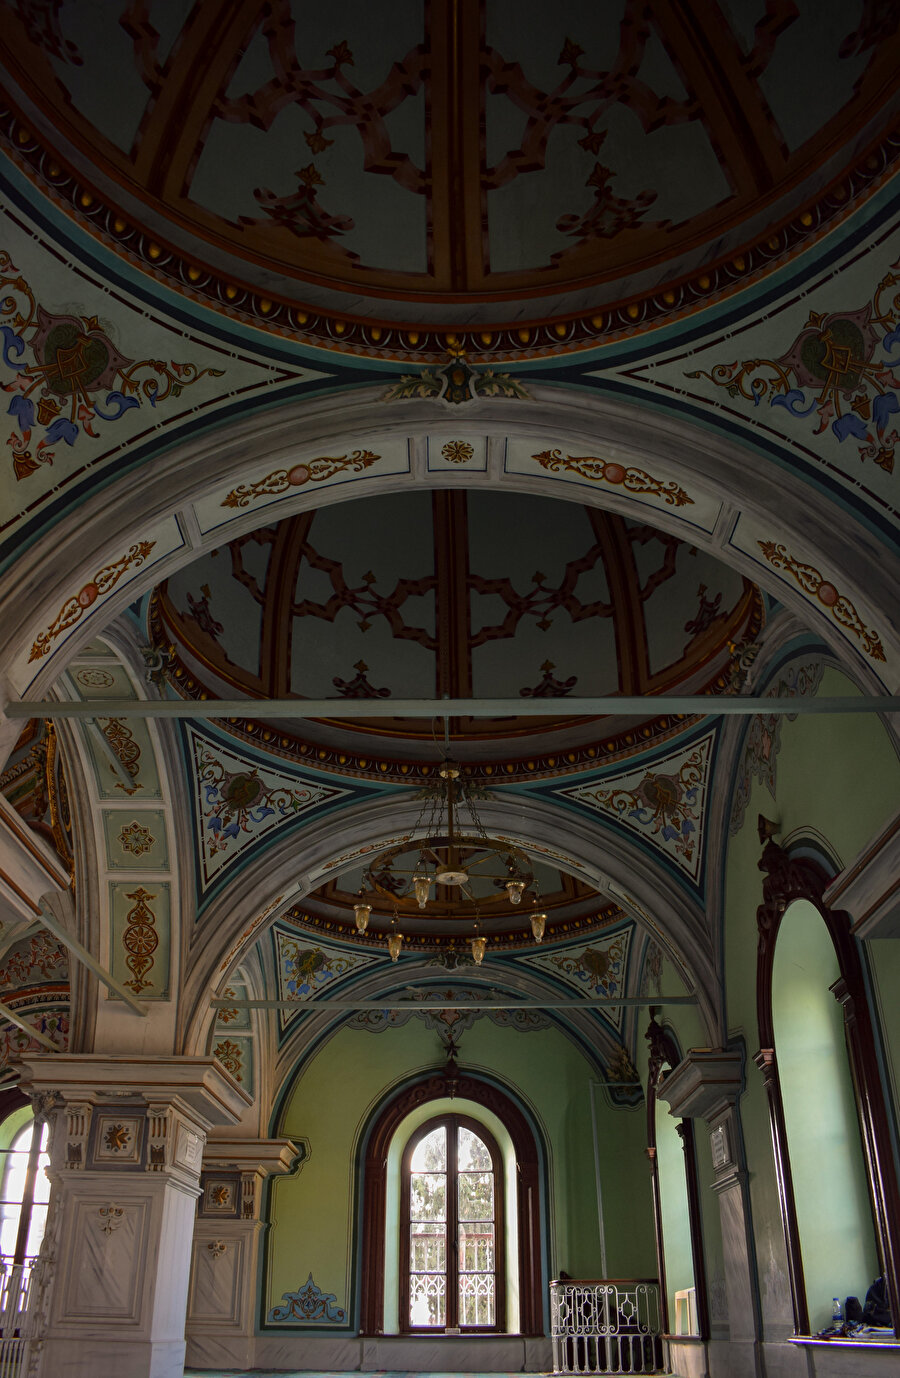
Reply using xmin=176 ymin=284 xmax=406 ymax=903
xmin=121 ymin=887 xmax=159 ymax=995
xmin=757 ymin=541 xmax=885 ymax=661
xmin=29 ymin=543 xmax=156 ymax=661
xmin=118 ymin=820 xmax=154 ymax=857
xmin=441 ymin=439 xmax=475 ymax=463
xmin=532 ymin=449 xmax=693 ymax=506
xmin=221 ymin=450 xmax=381 ymax=508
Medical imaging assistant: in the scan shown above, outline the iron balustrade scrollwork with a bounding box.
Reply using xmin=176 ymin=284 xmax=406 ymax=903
xmin=551 ymin=1278 xmax=665 ymax=1376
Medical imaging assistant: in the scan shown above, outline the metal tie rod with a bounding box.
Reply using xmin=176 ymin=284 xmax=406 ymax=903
xmin=211 ymin=995 xmax=698 ymax=1011
xmin=10 ymin=696 xmax=899 ymax=719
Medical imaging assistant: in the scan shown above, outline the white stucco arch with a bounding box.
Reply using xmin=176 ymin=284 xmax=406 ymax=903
xmin=3 ymin=386 xmax=897 ymax=728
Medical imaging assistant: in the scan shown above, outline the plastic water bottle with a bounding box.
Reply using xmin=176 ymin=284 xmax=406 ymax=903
xmin=832 ymin=1297 xmax=843 ymax=1324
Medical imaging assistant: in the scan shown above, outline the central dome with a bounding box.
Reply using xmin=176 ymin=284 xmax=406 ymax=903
xmin=154 ymin=487 xmax=762 ymax=772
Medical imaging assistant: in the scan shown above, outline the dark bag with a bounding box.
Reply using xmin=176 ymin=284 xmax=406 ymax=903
xmin=844 ymin=1295 xmax=863 ymax=1325
xmin=862 ymin=1276 xmax=892 ymax=1327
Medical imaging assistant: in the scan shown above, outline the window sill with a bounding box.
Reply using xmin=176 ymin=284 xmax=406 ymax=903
xmin=788 ymin=1335 xmax=900 ymax=1349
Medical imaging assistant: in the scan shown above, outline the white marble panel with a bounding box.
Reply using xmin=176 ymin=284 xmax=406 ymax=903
xmin=57 ymin=1195 xmax=150 ymax=1323
xmin=187 ymin=1236 xmax=244 ymax=1325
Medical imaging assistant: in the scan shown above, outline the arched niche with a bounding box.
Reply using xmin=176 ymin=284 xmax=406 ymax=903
xmin=359 ymin=1068 xmax=547 ymax=1337
xmin=772 ymin=898 xmax=878 ymax=1331
xmin=755 ymin=841 xmax=900 ymax=1337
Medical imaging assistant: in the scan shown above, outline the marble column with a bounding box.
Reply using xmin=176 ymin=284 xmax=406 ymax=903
xmin=184 ymin=1135 xmax=299 ymax=1372
xmin=657 ymin=1050 xmax=765 ymax=1378
xmin=17 ymin=1054 xmax=249 ymax=1378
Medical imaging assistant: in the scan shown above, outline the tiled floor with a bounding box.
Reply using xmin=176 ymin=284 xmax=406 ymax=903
xmin=184 ymin=1372 xmax=535 ymax=1377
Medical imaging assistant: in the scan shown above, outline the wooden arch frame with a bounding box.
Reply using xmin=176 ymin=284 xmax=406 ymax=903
xmin=753 ymin=839 xmax=900 ymax=1336
xmin=359 ymin=1066 xmax=545 ymax=1336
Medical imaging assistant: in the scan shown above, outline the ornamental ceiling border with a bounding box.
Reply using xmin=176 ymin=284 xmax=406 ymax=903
xmin=2 ymin=101 xmax=897 ymax=364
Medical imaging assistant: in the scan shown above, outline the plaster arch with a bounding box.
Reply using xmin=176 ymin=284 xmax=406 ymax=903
xmin=4 ymin=387 xmax=897 ymax=716
xmin=179 ymin=790 xmax=719 ymax=1059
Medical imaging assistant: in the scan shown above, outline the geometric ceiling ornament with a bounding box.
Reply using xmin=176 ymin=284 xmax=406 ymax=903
xmin=183 ymin=724 xmax=352 ymax=893
xmin=515 ymin=927 xmax=632 ymax=1031
xmin=552 ymin=727 xmax=717 ymax=885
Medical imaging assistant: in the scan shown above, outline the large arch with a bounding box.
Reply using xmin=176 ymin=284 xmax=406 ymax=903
xmin=4 ymin=388 xmax=897 ymax=719
xmin=178 ymin=789 xmax=719 ymax=1059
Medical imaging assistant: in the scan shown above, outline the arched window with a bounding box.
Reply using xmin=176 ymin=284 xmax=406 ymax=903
xmin=402 ymin=1114 xmax=504 ymax=1333
xmin=0 ymin=1115 xmax=50 ymax=1264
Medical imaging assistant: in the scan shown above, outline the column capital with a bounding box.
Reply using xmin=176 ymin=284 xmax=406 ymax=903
xmin=16 ymin=1054 xmax=251 ymax=1128
xmin=654 ymin=1049 xmax=743 ymax=1122
xmin=198 ymin=1135 xmax=300 ymax=1223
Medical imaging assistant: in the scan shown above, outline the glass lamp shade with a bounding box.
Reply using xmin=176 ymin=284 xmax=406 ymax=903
xmin=412 ymin=873 xmax=432 ymax=909
xmin=530 ymin=911 xmax=547 ymax=943
xmin=470 ymin=934 xmax=487 ymax=965
xmin=353 ymin=902 xmax=372 ymax=933
xmin=505 ymin=878 xmax=526 ymax=904
xmin=387 ymin=930 xmax=404 ymax=963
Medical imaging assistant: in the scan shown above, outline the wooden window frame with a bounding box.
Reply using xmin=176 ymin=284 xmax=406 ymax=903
xmin=360 ymin=1069 xmax=545 ymax=1336
xmin=400 ymin=1113 xmax=506 ymax=1334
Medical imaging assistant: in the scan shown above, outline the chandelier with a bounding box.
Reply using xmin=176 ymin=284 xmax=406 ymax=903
xmin=352 ymin=761 xmax=547 ymax=963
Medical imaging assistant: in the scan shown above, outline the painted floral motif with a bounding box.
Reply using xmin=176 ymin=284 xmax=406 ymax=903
xmin=0 ymin=932 xmax=68 ymax=986
xmin=1 ymin=251 xmax=223 ymax=479
xmin=121 ymin=887 xmax=159 ymax=995
xmin=757 ymin=542 xmax=885 ymax=661
xmin=0 ymin=1009 xmax=69 ymax=1072
xmin=686 ymin=267 xmax=900 ymax=472
xmin=118 ymin=820 xmax=154 ymax=857
xmin=441 ymin=439 xmax=474 ymax=463
xmin=101 ymin=718 xmax=143 ymax=793
xmin=221 ymin=450 xmax=381 ymax=508
xmin=383 ymin=353 xmax=529 ymax=405
xmin=275 ymin=929 xmax=373 ymax=1025
xmin=29 ymin=544 xmax=156 ymax=661
xmin=103 ymin=1124 xmax=131 ymax=1152
xmin=189 ymin=728 xmax=347 ymax=888
xmin=523 ymin=930 xmax=632 ymax=1028
xmin=556 ymin=731 xmax=715 ymax=882
xmin=348 ymin=987 xmax=550 ymax=1035
xmin=532 ymin=449 xmax=693 ymax=506
xmin=213 ymin=1038 xmax=244 ymax=1082
xmin=729 ymin=660 xmax=824 ymax=835
xmin=268 ymin=1272 xmax=346 ymax=1324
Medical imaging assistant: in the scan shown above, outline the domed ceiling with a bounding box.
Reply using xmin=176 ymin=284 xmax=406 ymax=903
xmin=153 ymin=487 xmax=763 ymax=774
xmin=2 ymin=0 xmax=897 ymax=352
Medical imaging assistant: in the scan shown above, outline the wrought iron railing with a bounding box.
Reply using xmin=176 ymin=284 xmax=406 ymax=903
xmin=0 ymin=1258 xmax=39 ymax=1378
xmin=550 ymin=1278 xmax=666 ymax=1376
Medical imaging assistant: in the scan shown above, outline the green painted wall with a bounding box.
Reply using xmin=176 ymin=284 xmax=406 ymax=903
xmin=268 ymin=1015 xmax=656 ymax=1329
xmin=723 ymin=663 xmax=900 ymax=1336
xmin=773 ymin=899 xmax=878 ymax=1331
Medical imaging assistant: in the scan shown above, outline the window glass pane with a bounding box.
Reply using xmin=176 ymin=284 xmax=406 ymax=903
xmin=410 ymin=1222 xmax=445 ymax=1272
xmin=410 ymin=1173 xmax=446 ymax=1222
xmin=458 ymin=1170 xmax=493 ymax=1222
xmin=410 ymin=1272 xmax=445 ymax=1327
xmin=411 ymin=1126 xmax=446 ymax=1171
xmin=458 ymin=1126 xmax=491 ymax=1170
xmin=460 ymin=1271 xmax=495 ymax=1327
xmin=0 ymin=1125 xmax=35 ymax=1258
xmin=25 ymin=1203 xmax=47 ymax=1260
xmin=459 ymin=1219 xmax=495 ymax=1273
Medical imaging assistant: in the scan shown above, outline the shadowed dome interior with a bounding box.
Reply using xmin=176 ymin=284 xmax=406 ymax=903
xmin=1 ymin=0 xmax=896 ymax=331
xmin=154 ymin=486 xmax=763 ymax=765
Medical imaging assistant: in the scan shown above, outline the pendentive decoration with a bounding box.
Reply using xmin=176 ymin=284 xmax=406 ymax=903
xmin=1 ymin=251 xmax=224 ymax=479
xmin=382 ymin=352 xmax=530 ymax=405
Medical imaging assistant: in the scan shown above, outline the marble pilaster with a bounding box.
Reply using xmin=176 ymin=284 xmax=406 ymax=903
xmin=657 ymin=1050 xmax=762 ymax=1378
xmin=184 ymin=1135 xmax=298 ymax=1372
xmin=16 ymin=1054 xmax=249 ymax=1378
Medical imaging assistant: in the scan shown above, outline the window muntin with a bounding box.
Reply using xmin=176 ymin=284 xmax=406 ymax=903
xmin=0 ymin=1120 xmax=50 ymax=1263
xmin=403 ymin=1115 xmax=503 ymax=1332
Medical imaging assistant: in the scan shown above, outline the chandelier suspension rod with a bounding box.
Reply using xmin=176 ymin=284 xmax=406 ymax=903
xmin=12 ymin=696 xmax=898 ymax=719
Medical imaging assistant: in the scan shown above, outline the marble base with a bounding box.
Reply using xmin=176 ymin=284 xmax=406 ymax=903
xmin=790 ymin=1338 xmax=900 ymax=1376
xmin=186 ymin=1332 xmax=552 ymax=1372
xmin=37 ymin=1336 xmax=186 ymax=1378
xmin=667 ymin=1336 xmax=709 ymax=1377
